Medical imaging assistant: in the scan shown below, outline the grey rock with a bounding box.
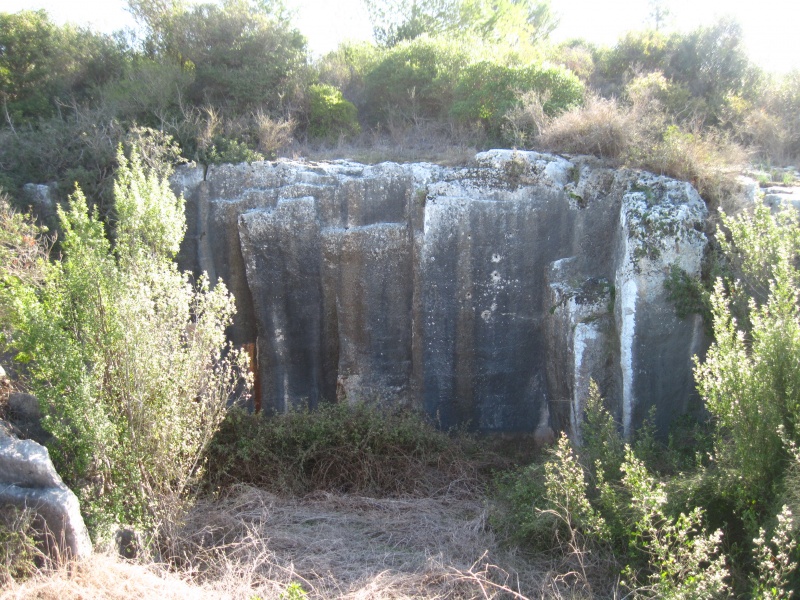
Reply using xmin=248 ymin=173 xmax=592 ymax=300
xmin=173 ymin=150 xmax=708 ymax=437
xmin=0 ymin=431 xmax=92 ymax=559
xmin=763 ymin=185 xmax=800 ymax=212
xmin=21 ymin=183 xmax=58 ymax=222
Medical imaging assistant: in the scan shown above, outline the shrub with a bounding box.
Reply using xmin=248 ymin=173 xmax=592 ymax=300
xmin=205 ymin=401 xmax=469 ymax=496
xmin=252 ymin=110 xmax=295 ymax=158
xmin=618 ymin=448 xmax=729 ymax=598
xmin=664 ymin=263 xmax=713 ymax=331
xmin=100 ymin=59 xmax=194 ymax=129
xmin=491 ymin=460 xmax=550 ymax=547
xmin=5 ymin=148 xmax=250 ymax=535
xmin=316 ymin=41 xmax=380 ymax=109
xmin=123 ymin=126 xmax=187 ymax=180
xmin=737 ymin=71 xmax=800 ymax=166
xmin=363 ymin=35 xmax=471 ymax=124
xmin=538 ymin=94 xmax=634 ymax=159
xmin=541 ymin=433 xmax=610 ymax=546
xmin=0 ymin=506 xmax=42 ymax=584
xmin=696 ymin=199 xmax=800 ymax=508
xmin=0 ymin=194 xmax=52 ymax=343
xmin=751 ymin=505 xmax=798 ymax=598
xmin=501 ymin=89 xmax=548 ymax=148
xmin=639 ymin=125 xmax=746 ymax=208
xmin=307 ymin=83 xmax=360 ymax=141
xmin=0 ymin=108 xmax=123 ymax=216
xmin=451 ymin=61 xmax=583 ymax=142
xmin=132 ymin=0 xmax=309 ymax=113
xmin=624 ymin=71 xmax=698 ymax=121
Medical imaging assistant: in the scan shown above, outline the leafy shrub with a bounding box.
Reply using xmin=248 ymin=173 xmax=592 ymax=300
xmin=493 ymin=386 xmax=734 ymax=596
xmin=307 ymin=83 xmax=360 ymax=141
xmin=0 ymin=10 xmax=127 ymax=123
xmin=664 ymin=263 xmax=713 ymax=324
xmin=696 ymin=199 xmax=800 ymax=508
xmin=131 ymin=0 xmax=309 ymax=113
xmin=123 ymin=126 xmax=187 ymax=180
xmin=316 ymin=41 xmax=380 ymax=109
xmin=100 ymin=59 xmax=194 ymax=130
xmin=618 ymin=448 xmax=729 ymax=598
xmin=751 ymin=505 xmax=798 ymax=598
xmin=205 ymin=401 xmax=469 ymax=496
xmin=5 ymin=149 xmax=250 ymax=534
xmin=579 ymin=380 xmax=625 ymax=480
xmin=0 ymin=195 xmax=52 ymax=345
xmin=491 ymin=460 xmax=550 ymax=548
xmin=0 ymin=108 xmax=123 ymax=215
xmin=451 ymin=61 xmax=583 ymax=142
xmin=363 ymin=35 xmax=471 ymax=124
xmin=624 ymin=71 xmax=699 ymax=121
xmin=202 ymin=137 xmax=264 ymax=165
xmin=541 ymin=433 xmax=610 ymax=546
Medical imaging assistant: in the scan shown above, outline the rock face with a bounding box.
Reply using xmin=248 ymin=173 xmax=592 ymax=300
xmin=0 ymin=429 xmax=92 ymax=559
xmin=173 ymin=150 xmax=708 ymax=437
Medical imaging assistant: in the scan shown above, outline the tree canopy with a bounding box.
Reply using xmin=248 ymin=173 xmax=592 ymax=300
xmin=365 ymin=0 xmax=557 ymax=48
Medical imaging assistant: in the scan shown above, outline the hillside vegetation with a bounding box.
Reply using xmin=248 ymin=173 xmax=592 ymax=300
xmin=0 ymin=0 xmax=798 ymax=215
xmin=1 ymin=0 xmax=799 ymax=597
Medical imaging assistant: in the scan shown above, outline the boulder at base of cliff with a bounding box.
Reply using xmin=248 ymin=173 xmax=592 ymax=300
xmin=0 ymin=428 xmax=92 ymax=560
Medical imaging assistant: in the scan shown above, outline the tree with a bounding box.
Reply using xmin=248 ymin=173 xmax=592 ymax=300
xmin=0 ymin=10 xmax=127 ymax=123
xmin=666 ymin=17 xmax=756 ymax=118
xmin=646 ymin=0 xmax=672 ymax=32
xmin=365 ymin=0 xmax=556 ymax=48
xmin=128 ymin=0 xmax=307 ymax=112
xmin=366 ymin=0 xmax=462 ymax=47
xmin=4 ymin=148 xmax=250 ymax=534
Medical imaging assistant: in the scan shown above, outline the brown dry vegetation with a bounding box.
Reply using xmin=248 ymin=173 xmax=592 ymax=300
xmin=0 ymin=484 xmax=591 ymax=600
xmin=535 ymin=94 xmax=747 ymax=210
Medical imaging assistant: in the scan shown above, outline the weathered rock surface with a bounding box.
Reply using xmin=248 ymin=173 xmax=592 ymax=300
xmin=0 ymin=429 xmax=92 ymax=559
xmin=173 ymin=150 xmax=708 ymax=437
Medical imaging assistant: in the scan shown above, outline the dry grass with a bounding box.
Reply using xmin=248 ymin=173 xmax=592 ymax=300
xmin=0 ymin=480 xmax=615 ymax=599
xmin=538 ymin=95 xmax=636 ymax=161
xmin=289 ymin=121 xmax=479 ymax=166
xmin=1 ymin=485 xmax=573 ymax=599
xmin=537 ymin=94 xmax=746 ymax=209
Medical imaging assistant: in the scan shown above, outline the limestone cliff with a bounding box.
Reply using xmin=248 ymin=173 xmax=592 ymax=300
xmin=172 ymin=150 xmax=708 ymax=438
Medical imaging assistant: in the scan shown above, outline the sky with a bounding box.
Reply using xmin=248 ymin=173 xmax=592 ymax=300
xmin=1 ymin=0 xmax=799 ymax=73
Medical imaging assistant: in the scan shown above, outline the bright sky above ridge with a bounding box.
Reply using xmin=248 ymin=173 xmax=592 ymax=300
xmin=1 ymin=0 xmax=798 ymax=73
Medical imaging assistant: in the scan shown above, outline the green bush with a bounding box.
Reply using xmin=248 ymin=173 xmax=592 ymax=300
xmin=201 ymin=136 xmax=264 ymax=165
xmin=0 ymin=109 xmax=123 ymax=215
xmin=4 ymin=149 xmax=250 ymax=535
xmin=307 ymin=83 xmax=360 ymax=141
xmin=205 ymin=401 xmax=467 ymax=496
xmin=363 ymin=35 xmax=471 ymax=124
xmin=617 ymin=448 xmax=729 ymax=598
xmin=697 ymin=199 xmax=800 ymax=508
xmin=491 ymin=460 xmax=550 ymax=548
xmin=492 ymin=387 xmax=732 ymax=596
xmin=451 ymin=61 xmax=583 ymax=142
